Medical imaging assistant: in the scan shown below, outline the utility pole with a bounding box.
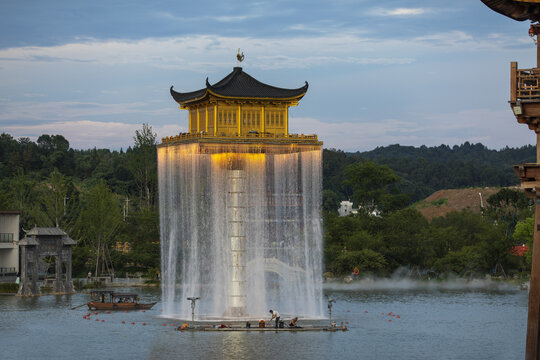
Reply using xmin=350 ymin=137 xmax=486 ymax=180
xmin=123 ymin=197 xmax=130 ymax=221
xmin=63 ymin=196 xmax=69 ymax=216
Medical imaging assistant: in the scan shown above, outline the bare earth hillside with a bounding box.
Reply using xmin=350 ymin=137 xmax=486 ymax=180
xmin=413 ymin=187 xmax=502 ymax=220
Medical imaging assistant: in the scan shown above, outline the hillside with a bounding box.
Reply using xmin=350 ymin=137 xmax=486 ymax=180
xmin=412 ymin=187 xmax=502 ymax=220
xmin=323 ymin=143 xmax=535 ymax=204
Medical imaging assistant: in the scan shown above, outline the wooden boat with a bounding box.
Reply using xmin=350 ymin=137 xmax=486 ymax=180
xmin=87 ymin=290 xmax=156 ymax=311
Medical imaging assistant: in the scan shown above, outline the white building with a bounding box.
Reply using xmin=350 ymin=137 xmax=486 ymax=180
xmin=0 ymin=211 xmax=20 ymax=281
xmin=338 ymin=201 xmax=381 ymax=217
xmin=338 ymin=200 xmax=358 ymax=216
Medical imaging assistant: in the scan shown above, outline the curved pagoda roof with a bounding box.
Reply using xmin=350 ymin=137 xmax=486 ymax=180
xmin=170 ymin=67 xmax=308 ymax=106
xmin=481 ymin=0 xmax=540 ymax=22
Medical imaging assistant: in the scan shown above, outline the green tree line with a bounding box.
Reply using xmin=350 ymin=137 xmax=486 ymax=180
xmin=0 ymin=125 xmax=159 ymax=278
xmin=1 ymin=131 xmax=535 ymax=279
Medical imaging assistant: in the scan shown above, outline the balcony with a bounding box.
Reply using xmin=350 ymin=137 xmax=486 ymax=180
xmin=160 ymin=132 xmax=320 ymax=145
xmin=510 ymin=62 xmax=540 ymax=130
xmin=0 ymin=233 xmax=14 ymax=242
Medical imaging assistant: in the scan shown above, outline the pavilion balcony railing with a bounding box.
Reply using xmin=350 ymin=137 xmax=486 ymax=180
xmin=0 ymin=267 xmax=16 ymax=275
xmin=0 ymin=233 xmax=14 ymax=243
xmin=161 ymin=132 xmax=319 ymax=144
xmin=511 ymin=62 xmax=540 ymax=101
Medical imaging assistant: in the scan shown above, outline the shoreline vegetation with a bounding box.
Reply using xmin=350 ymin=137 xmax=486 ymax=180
xmin=0 ymin=128 xmax=537 ymax=284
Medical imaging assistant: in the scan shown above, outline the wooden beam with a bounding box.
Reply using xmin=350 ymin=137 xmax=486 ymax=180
xmin=511 ymin=62 xmax=518 ymax=103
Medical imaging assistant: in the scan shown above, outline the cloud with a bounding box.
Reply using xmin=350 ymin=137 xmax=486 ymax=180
xmin=153 ymin=11 xmax=255 ymax=23
xmin=0 ymin=30 xmax=511 ymax=73
xmin=289 ymin=109 xmax=534 ymax=152
xmin=0 ymin=100 xmax=158 ymax=121
xmin=368 ymin=7 xmax=426 ymax=16
xmin=3 ymin=120 xmax=186 ymax=150
xmin=2 ymin=108 xmax=533 ymax=152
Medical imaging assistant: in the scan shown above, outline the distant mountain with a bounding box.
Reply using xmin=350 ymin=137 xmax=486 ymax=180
xmin=323 ymin=142 xmax=535 ymax=202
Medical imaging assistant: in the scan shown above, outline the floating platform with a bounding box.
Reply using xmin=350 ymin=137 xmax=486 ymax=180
xmin=178 ymin=326 xmax=347 ymax=332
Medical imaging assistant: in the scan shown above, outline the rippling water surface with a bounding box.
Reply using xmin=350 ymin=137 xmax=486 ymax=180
xmin=0 ymin=282 xmax=528 ymax=360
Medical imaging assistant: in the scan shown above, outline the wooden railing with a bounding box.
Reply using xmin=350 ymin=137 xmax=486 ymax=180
xmin=511 ymin=62 xmax=540 ymax=101
xmin=161 ymin=132 xmax=319 ymax=144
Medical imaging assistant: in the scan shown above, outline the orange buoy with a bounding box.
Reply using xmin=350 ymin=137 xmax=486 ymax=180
xmin=142 ymin=310 xmax=146 ymax=313
xmin=83 ymin=316 xmax=86 ymax=319
xmin=106 ymin=311 xmax=110 ymax=314
xmin=342 ymin=326 xmax=347 ymax=331
xmin=180 ymin=325 xmax=185 ymax=330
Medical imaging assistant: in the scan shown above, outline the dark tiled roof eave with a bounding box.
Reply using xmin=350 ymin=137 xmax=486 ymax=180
xmin=170 ymin=86 xmax=207 ymax=104
xmin=25 ymin=227 xmax=67 ymax=236
xmin=170 ymin=67 xmax=308 ymax=105
xmin=481 ymin=0 xmax=540 ymax=21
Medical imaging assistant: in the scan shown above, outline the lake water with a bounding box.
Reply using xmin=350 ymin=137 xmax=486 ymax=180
xmin=0 ymin=280 xmax=528 ymax=360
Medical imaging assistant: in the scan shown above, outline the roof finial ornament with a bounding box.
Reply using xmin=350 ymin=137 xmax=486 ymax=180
xmin=236 ymin=48 xmax=244 ymax=66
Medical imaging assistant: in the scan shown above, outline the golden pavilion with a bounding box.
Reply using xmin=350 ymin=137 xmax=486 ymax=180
xmin=161 ymin=66 xmax=321 ymax=151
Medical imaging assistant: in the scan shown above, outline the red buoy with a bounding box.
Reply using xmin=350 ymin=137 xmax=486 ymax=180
xmin=142 ymin=323 xmax=146 ymax=326
xmin=131 ymin=322 xmax=135 ymax=325
xmin=101 ymin=320 xmax=105 ymax=322
xmin=96 ymin=319 xmax=99 ymax=321
xmin=364 ymin=311 xmax=368 ymax=313
xmin=106 ymin=311 xmax=110 ymax=314
xmin=142 ymin=310 xmax=146 ymax=313
xmin=345 ymin=321 xmax=349 ymax=324
xmin=163 ymin=323 xmax=167 ymax=326
xmin=122 ymin=321 xmax=125 ymax=324
xmin=94 ymin=312 xmax=98 ymax=315
xmin=396 ymin=315 xmax=400 ymax=318
xmin=388 ymin=319 xmax=392 ymax=322
xmin=83 ymin=316 xmax=86 ymax=319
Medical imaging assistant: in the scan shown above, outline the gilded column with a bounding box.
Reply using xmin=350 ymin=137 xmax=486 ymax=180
xmin=214 ymin=105 xmax=218 ymax=136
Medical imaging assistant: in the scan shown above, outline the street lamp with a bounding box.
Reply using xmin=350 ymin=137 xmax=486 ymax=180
xmin=187 ymin=297 xmax=200 ymax=322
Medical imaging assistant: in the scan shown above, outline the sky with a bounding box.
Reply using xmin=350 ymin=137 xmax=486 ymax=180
xmin=0 ymin=0 xmax=538 ymax=151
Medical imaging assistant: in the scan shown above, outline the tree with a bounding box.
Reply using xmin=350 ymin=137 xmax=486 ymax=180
xmin=342 ymin=160 xmax=406 ymax=214
xmin=41 ymin=168 xmax=69 ymax=227
xmin=129 ymin=124 xmax=157 ymax=209
xmin=78 ymin=180 xmax=123 ymax=277
xmin=514 ymin=215 xmax=534 ymax=267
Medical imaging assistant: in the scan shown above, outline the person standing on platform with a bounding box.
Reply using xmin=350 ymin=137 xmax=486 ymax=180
xmin=269 ymin=309 xmax=280 ymax=328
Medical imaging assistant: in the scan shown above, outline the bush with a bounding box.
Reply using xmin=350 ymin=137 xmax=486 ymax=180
xmin=330 ymin=249 xmax=387 ymax=275
xmin=0 ymin=283 xmax=18 ymax=293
